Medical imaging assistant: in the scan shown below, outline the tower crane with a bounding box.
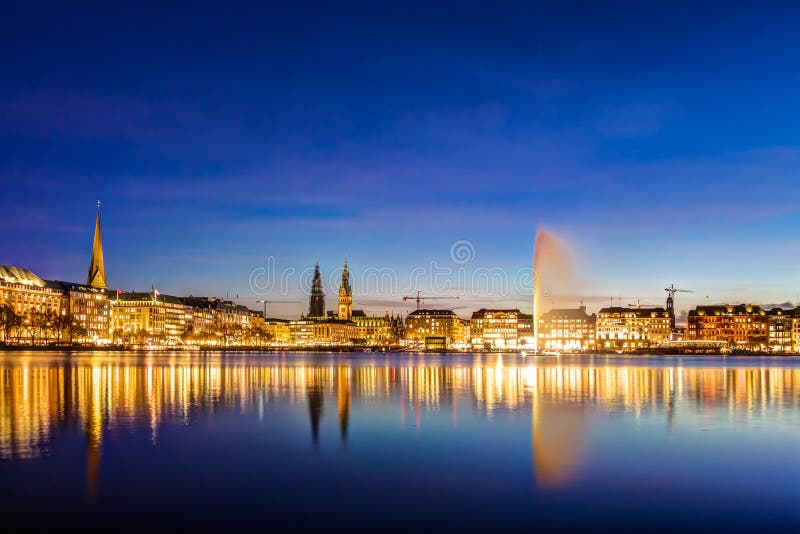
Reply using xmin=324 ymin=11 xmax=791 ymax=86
xmin=627 ymin=299 xmax=658 ymax=309
xmin=256 ymin=299 xmax=300 ymax=319
xmin=402 ymin=291 xmax=460 ymax=311
xmin=665 ymin=284 xmax=693 ymax=330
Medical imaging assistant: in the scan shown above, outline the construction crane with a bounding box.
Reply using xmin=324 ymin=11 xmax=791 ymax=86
xmin=627 ymin=299 xmax=658 ymax=309
xmin=256 ymin=299 xmax=300 ymax=319
xmin=402 ymin=291 xmax=460 ymax=311
xmin=665 ymin=284 xmax=694 ymax=329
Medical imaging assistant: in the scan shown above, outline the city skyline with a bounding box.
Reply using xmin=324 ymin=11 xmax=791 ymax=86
xmin=4 ymin=4 xmax=800 ymax=530
xmin=2 ymin=3 xmax=800 ymax=317
xmin=4 ymin=203 xmax=800 ymax=322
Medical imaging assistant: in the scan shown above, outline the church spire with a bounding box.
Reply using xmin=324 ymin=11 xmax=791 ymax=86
xmin=309 ymin=263 xmax=325 ymax=317
xmin=87 ymin=201 xmax=106 ymax=288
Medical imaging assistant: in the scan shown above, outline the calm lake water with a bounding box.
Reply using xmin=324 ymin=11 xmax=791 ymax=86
xmin=1 ymin=351 xmax=799 ymax=531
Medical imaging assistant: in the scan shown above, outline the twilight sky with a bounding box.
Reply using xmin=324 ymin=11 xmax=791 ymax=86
xmin=2 ymin=1 xmax=800 ymax=319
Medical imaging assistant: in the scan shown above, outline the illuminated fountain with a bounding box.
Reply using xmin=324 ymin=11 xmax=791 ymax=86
xmin=530 ymin=229 xmax=586 ymax=487
xmin=532 ymin=228 xmax=573 ymax=353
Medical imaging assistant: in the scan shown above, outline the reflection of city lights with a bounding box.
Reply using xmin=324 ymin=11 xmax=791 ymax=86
xmin=0 ymin=357 xmax=799 ymax=464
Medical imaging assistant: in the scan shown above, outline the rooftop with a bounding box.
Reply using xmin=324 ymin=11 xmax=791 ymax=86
xmin=689 ymin=305 xmax=766 ymax=316
xmin=598 ymin=306 xmax=669 ymax=317
xmin=540 ymin=307 xmax=594 ymax=319
xmin=0 ymin=265 xmax=46 ymax=287
xmin=408 ymin=309 xmax=458 ymax=317
xmin=46 ymin=280 xmax=106 ymax=294
xmin=470 ymin=308 xmax=521 ymax=319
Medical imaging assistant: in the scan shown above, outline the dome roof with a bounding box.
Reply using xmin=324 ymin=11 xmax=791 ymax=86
xmin=0 ymin=265 xmax=46 ymax=287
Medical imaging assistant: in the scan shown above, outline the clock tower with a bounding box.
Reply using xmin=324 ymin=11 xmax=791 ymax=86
xmin=337 ymin=259 xmax=353 ymax=321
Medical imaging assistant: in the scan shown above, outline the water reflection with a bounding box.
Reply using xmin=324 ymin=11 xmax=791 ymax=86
xmin=2 ymin=353 xmax=800 ymax=490
xmin=308 ymin=384 xmax=323 ymax=449
xmin=337 ymin=369 xmax=350 ymax=448
xmin=532 ymin=400 xmax=586 ymax=488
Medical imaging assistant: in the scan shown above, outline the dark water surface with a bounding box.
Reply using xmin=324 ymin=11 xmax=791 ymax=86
xmin=1 ymin=352 xmax=799 ymax=531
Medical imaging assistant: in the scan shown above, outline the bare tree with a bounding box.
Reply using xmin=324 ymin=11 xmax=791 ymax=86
xmin=25 ymin=312 xmax=41 ymax=345
xmin=0 ymin=304 xmax=20 ymax=343
xmin=53 ymin=314 xmax=70 ymax=344
xmin=41 ymin=310 xmax=58 ymax=344
xmin=69 ymin=323 xmax=88 ymax=345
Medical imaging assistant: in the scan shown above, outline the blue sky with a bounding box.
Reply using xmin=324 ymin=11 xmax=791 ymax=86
xmin=2 ymin=1 xmax=799 ymax=318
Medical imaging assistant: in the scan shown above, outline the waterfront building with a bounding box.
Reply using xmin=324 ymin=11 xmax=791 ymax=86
xmin=87 ymin=202 xmax=106 ymax=288
xmin=595 ymin=307 xmax=671 ymax=350
xmin=518 ymin=313 xmax=534 ymax=347
xmin=794 ymin=312 xmax=800 ymax=353
xmin=112 ymin=293 xmax=162 ymax=343
xmin=313 ymin=319 xmax=358 ymax=345
xmin=187 ymin=307 xmax=217 ymax=344
xmin=537 ymin=306 xmax=596 ymax=352
xmin=351 ymin=311 xmax=403 ymax=346
xmin=309 ymin=263 xmax=325 ymax=318
xmin=455 ymin=318 xmax=471 ymax=349
xmin=687 ymin=305 xmax=768 ymax=350
xmin=0 ymin=266 xmax=62 ymax=317
xmin=470 ymin=309 xmax=520 ymax=349
xmin=0 ymin=266 xmax=63 ymax=343
xmin=767 ymin=308 xmax=795 ymax=353
xmin=672 ymin=326 xmax=687 ymax=341
xmin=214 ymin=300 xmax=263 ymax=333
xmin=47 ymin=281 xmax=112 ymax=344
xmin=162 ymin=295 xmax=195 ymax=339
xmin=113 ymin=289 xmax=193 ymax=344
xmin=263 ymin=318 xmax=291 ymax=344
xmin=404 ymin=309 xmax=462 ymax=348
xmin=424 ymin=336 xmax=447 ymax=351
xmin=181 ymin=296 xmax=263 ymax=340
xmin=337 ymin=259 xmax=353 ymax=321
xmin=289 ymin=318 xmax=316 ymax=345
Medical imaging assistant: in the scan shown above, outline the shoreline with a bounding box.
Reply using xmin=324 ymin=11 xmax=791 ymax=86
xmin=0 ymin=344 xmax=798 ymax=357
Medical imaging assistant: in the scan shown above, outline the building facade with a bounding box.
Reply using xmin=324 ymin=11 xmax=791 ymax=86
xmin=404 ymin=309 xmax=462 ymax=347
xmin=0 ymin=266 xmax=63 ymax=343
xmin=537 ymin=306 xmax=596 ymax=352
xmin=767 ymin=308 xmax=795 ymax=353
xmin=687 ymin=305 xmax=769 ymax=350
xmin=517 ymin=313 xmax=534 ymax=347
xmin=454 ymin=318 xmax=470 ymax=349
xmin=0 ymin=266 xmax=62 ymax=317
xmin=113 ymin=290 xmax=193 ymax=344
xmin=187 ymin=307 xmax=217 ymax=344
xmin=289 ymin=319 xmax=316 ymax=345
xmin=181 ymin=296 xmax=263 ymax=344
xmin=50 ymin=281 xmax=112 ymax=344
xmin=469 ymin=309 xmax=520 ymax=349
xmin=114 ymin=292 xmax=265 ymax=346
xmin=351 ymin=311 xmax=403 ymax=346
xmin=313 ymin=320 xmax=358 ymax=345
xmin=596 ymin=307 xmax=671 ymax=350
xmin=263 ymin=318 xmax=291 ymax=344
xmin=794 ymin=312 xmax=800 ymax=354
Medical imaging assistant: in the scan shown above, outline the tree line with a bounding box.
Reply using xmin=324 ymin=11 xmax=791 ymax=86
xmin=0 ymin=304 xmax=88 ymax=345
